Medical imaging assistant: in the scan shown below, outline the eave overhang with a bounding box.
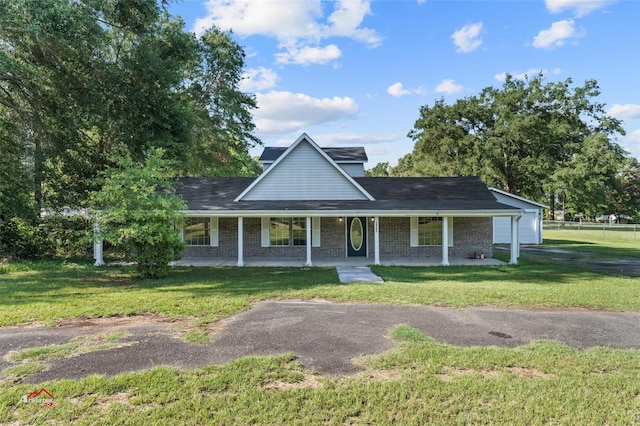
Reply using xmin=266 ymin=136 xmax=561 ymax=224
xmin=181 ymin=209 xmax=524 ymax=218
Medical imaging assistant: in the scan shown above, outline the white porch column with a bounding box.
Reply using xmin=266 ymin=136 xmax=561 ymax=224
xmin=374 ymin=216 xmax=380 ymax=265
xmin=509 ymin=215 xmax=520 ymax=265
xmin=441 ymin=216 xmax=450 ymax=266
xmin=306 ymin=216 xmax=312 ymax=266
xmin=93 ymin=222 xmax=104 ymax=266
xmin=237 ymin=217 xmax=244 ymax=266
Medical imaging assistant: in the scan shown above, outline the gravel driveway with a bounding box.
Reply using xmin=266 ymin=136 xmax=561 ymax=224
xmin=2 ymin=300 xmax=639 ymax=383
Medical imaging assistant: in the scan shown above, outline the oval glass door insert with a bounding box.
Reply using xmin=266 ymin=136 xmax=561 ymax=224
xmin=350 ymin=218 xmax=363 ymax=251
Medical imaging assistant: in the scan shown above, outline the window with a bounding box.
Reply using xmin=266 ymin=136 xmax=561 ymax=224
xmin=269 ymin=218 xmax=290 ymax=246
xmin=184 ymin=217 xmax=210 ymax=246
xmin=291 ymin=217 xmax=306 ymax=246
xmin=418 ymin=217 xmax=442 ymax=246
xmin=410 ymin=217 xmax=453 ymax=247
xmin=269 ymin=217 xmax=306 ymax=246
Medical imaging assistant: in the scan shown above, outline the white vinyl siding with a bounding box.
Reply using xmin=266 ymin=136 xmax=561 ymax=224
xmin=338 ymin=163 xmax=365 ymax=177
xmin=493 ymin=212 xmax=540 ymax=244
xmin=410 ymin=217 xmax=453 ymax=247
xmin=490 ymin=189 xmax=545 ymax=244
xmin=242 ymin=142 xmax=368 ymax=200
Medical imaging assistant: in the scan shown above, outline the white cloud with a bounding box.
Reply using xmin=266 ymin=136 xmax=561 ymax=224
xmin=325 ymin=0 xmax=382 ymax=47
xmin=621 ymin=129 xmax=640 ymax=160
xmin=533 ymin=20 xmax=583 ymax=49
xmin=608 ymin=104 xmax=640 ymax=121
xmin=545 ymin=0 xmax=614 ymax=17
xmin=435 ymin=79 xmax=463 ymax=94
xmin=387 ymin=82 xmax=412 ymax=97
xmin=193 ymin=0 xmax=381 ymax=65
xmin=193 ymin=0 xmax=323 ymax=39
xmin=275 ymin=44 xmax=342 ymax=65
xmin=494 ymin=68 xmax=562 ymax=82
xmin=254 ymin=91 xmax=359 ymax=134
xmin=451 ymin=22 xmax=483 ymax=53
xmin=240 ymin=67 xmax=278 ymax=92
xmin=312 ymin=132 xmax=400 ymax=146
xmin=386 ymin=82 xmax=425 ymax=97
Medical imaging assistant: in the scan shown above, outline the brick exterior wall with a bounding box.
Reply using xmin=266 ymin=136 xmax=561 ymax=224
xmin=181 ymin=216 xmax=493 ymax=260
xmin=376 ymin=217 xmax=493 ymax=259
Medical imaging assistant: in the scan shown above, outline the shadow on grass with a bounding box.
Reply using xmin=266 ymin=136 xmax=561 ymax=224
xmin=543 ymin=238 xmax=640 ymax=259
xmin=152 ymin=266 xmax=340 ymax=297
xmin=0 ymin=262 xmax=340 ymax=308
xmin=370 ymin=260 xmax=599 ymax=285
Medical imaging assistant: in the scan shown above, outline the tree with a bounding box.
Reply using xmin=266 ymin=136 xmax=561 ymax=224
xmin=366 ymin=162 xmax=389 ymax=177
xmin=552 ymin=134 xmax=626 ymax=218
xmin=182 ymin=27 xmax=259 ymax=177
xmin=92 ymin=149 xmax=186 ymax=278
xmin=390 ymin=153 xmax=415 ymax=177
xmin=0 ymin=0 xmax=259 ymax=212
xmin=408 ymin=74 xmax=626 ymax=207
xmin=609 ymin=158 xmax=640 ymax=222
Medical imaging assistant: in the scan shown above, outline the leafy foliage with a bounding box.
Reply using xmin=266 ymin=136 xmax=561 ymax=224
xmin=608 ymin=158 xmax=640 ymax=222
xmin=92 ymin=149 xmax=186 ymax=278
xmin=408 ymin=73 xmax=628 ymax=217
xmin=0 ymin=0 xmax=259 ymax=213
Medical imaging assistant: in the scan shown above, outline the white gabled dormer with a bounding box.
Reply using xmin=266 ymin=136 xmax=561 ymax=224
xmin=236 ymin=133 xmax=374 ymax=201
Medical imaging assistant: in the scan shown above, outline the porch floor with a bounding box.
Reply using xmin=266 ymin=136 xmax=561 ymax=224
xmin=172 ymin=257 xmax=506 ymax=267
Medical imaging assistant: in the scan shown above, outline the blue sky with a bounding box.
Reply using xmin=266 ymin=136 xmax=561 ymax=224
xmin=169 ymin=0 xmax=640 ymax=167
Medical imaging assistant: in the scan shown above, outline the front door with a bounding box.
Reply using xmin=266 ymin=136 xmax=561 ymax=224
xmin=347 ymin=217 xmax=367 ymax=257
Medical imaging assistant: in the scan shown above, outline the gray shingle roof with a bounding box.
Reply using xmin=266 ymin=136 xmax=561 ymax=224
xmin=259 ymin=147 xmax=368 ymax=163
xmin=175 ymin=176 xmax=519 ymax=212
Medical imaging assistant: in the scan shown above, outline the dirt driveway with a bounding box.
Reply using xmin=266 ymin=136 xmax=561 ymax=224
xmin=2 ymin=300 xmax=639 ymax=384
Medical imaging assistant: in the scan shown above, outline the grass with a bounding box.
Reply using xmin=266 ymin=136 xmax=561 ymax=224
xmin=1 ymin=327 xmax=639 ymax=424
xmin=8 ymin=343 xmax=81 ymax=363
xmin=544 ymin=228 xmax=640 ymax=258
xmin=1 ymin=250 xmax=638 ymax=329
xmin=1 ymin=235 xmax=639 ymax=423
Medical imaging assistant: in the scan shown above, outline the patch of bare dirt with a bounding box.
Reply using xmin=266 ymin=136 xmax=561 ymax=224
xmin=263 ymin=373 xmax=322 ymax=390
xmin=54 ymin=313 xmax=167 ymax=330
xmin=436 ymin=366 xmax=554 ymax=381
xmin=436 ymin=367 xmax=500 ymax=382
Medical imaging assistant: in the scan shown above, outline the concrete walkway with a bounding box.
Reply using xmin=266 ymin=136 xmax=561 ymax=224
xmin=336 ymin=266 xmax=384 ymax=283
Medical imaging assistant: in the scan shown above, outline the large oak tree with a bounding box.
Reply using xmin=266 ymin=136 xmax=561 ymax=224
xmin=408 ymin=73 xmax=627 ymax=216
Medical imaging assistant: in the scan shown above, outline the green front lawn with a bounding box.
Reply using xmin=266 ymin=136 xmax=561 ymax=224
xmin=1 ymin=253 xmax=638 ymax=328
xmin=1 ymin=237 xmax=639 ymax=424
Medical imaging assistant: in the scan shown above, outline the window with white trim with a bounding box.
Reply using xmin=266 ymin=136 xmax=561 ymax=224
xmin=182 ymin=217 xmax=218 ymax=246
xmin=418 ymin=217 xmax=442 ymax=246
xmin=410 ymin=217 xmax=453 ymax=247
xmin=184 ymin=217 xmax=209 ymax=246
xmin=269 ymin=217 xmax=306 ymax=246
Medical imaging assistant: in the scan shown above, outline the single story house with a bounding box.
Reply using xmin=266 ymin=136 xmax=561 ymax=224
xmin=94 ymin=133 xmax=524 ymax=266
xmin=490 ymin=188 xmax=548 ymax=245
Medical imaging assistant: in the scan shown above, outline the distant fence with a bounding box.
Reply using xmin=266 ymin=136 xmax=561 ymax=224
xmin=543 ymin=220 xmax=638 ymax=241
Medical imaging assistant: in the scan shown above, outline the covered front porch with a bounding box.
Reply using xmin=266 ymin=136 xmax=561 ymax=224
xmin=94 ymin=213 xmax=522 ymax=267
xmin=179 ymin=214 xmax=522 ymax=267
